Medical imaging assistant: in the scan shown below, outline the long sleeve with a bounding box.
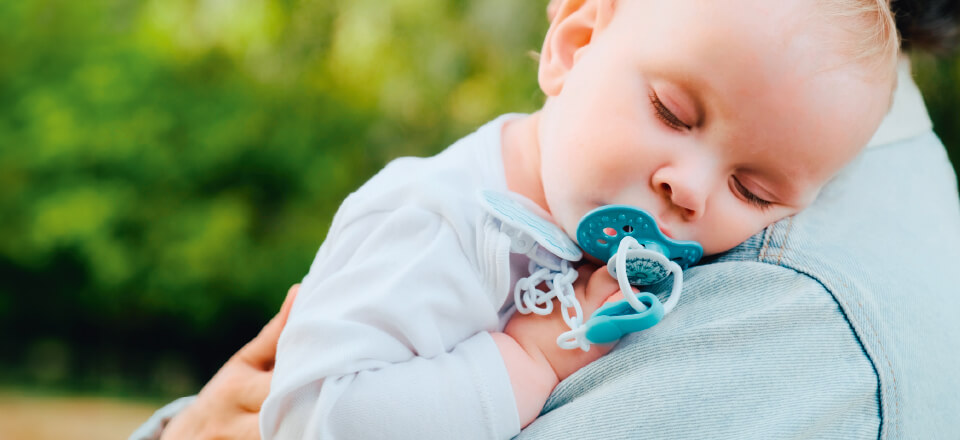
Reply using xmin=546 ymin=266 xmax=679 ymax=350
xmin=260 ymin=203 xmax=520 ymax=440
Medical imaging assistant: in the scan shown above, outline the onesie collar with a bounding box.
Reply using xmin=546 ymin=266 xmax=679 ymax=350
xmin=866 ymin=57 xmax=933 ymax=149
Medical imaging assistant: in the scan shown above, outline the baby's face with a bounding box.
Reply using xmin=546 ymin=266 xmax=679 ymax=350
xmin=535 ymin=0 xmax=892 ymax=255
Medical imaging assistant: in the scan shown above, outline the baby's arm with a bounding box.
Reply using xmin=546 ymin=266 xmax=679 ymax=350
xmin=261 ymin=206 xmax=526 ymax=439
xmin=493 ymin=264 xmax=623 ymax=427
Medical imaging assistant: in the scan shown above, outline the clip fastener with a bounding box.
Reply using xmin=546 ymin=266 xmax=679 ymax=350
xmin=584 ymin=292 xmax=664 ymax=344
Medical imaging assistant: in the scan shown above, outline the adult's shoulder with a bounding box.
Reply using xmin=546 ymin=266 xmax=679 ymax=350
xmin=520 ymin=259 xmax=882 ymax=439
xmin=770 ymin=127 xmax=960 ymax=437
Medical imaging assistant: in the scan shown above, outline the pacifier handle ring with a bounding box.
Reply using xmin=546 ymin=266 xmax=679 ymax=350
xmin=660 ymin=260 xmax=683 ymax=315
xmin=613 ymin=235 xmax=685 ymax=315
xmin=614 ymin=236 xmax=646 ymax=314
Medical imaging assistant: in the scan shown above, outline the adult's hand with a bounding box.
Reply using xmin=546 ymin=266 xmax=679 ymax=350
xmin=160 ymin=284 xmax=298 ymax=440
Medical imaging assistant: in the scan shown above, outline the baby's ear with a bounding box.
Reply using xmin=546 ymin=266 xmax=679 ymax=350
xmin=538 ymin=0 xmax=616 ymax=97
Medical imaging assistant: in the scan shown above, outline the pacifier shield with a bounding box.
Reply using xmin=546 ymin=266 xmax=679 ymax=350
xmin=576 ymin=205 xmax=703 ymax=269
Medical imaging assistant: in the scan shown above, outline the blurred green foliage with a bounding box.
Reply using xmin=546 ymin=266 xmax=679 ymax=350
xmin=0 ymin=0 xmax=548 ymax=397
xmin=0 ymin=0 xmax=957 ymax=398
xmin=913 ymin=53 xmax=960 ymax=168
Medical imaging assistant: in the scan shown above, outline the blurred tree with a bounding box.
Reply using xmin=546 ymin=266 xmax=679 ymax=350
xmin=0 ymin=0 xmax=956 ymax=398
xmin=0 ymin=0 xmax=548 ymax=397
xmin=912 ymin=53 xmax=960 ymax=171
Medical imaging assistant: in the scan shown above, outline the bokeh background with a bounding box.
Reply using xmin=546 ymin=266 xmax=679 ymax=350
xmin=0 ymin=0 xmax=957 ymax=437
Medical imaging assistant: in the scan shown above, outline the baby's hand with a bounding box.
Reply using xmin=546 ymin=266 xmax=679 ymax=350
xmin=505 ymin=263 xmax=624 ymax=381
xmin=492 ymin=264 xmax=624 ymax=426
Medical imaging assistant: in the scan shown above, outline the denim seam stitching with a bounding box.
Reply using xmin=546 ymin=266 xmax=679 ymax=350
xmin=758 ymin=223 xmax=774 ymax=262
xmin=851 ymin=297 xmax=900 ymax=439
xmin=779 ymin=254 xmax=893 ymax=440
xmin=763 ymin=217 xmax=890 ymax=439
xmin=775 ymin=217 xmax=794 ymax=266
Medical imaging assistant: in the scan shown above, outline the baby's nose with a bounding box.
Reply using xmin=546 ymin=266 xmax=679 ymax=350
xmin=653 ymin=173 xmax=707 ymax=221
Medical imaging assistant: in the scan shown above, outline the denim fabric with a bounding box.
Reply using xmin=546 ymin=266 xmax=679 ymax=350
xmin=517 ymin=132 xmax=960 ymax=439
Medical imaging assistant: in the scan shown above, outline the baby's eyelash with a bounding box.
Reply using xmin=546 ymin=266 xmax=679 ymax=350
xmin=732 ymin=177 xmax=773 ymax=211
xmin=648 ymin=91 xmax=691 ymax=131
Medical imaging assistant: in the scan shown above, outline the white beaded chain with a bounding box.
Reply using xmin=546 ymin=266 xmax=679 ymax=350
xmin=514 ymin=258 xmax=589 ymax=350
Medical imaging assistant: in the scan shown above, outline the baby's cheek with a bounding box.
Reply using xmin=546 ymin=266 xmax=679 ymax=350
xmin=542 ymin=187 xmax=579 ymax=235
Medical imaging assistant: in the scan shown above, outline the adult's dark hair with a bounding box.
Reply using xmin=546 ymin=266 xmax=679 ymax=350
xmin=892 ymin=0 xmax=960 ymax=53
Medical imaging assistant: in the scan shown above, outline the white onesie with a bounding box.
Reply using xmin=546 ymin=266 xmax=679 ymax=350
xmin=260 ymin=114 xmax=531 ymax=439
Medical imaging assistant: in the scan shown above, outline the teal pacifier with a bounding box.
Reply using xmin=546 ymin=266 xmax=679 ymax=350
xmin=575 ymin=205 xmax=703 ymax=344
xmin=479 ymin=190 xmax=706 ymax=350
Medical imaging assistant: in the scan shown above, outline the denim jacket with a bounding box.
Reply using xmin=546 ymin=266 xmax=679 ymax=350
xmin=516 ymin=64 xmax=960 ymax=439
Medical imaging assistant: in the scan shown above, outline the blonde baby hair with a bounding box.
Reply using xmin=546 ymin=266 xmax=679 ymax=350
xmin=819 ymin=0 xmax=900 ymax=79
xmin=545 ymin=0 xmax=900 ymax=81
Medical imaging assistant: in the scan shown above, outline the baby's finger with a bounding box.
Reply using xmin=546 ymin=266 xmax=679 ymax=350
xmin=603 ymin=290 xmax=626 ymax=304
xmin=237 ymin=284 xmax=300 ymax=370
xmin=582 ymin=266 xmax=621 ymax=309
xmin=235 ymin=369 xmax=273 ymax=412
xmin=574 ymin=262 xmax=600 ymax=280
